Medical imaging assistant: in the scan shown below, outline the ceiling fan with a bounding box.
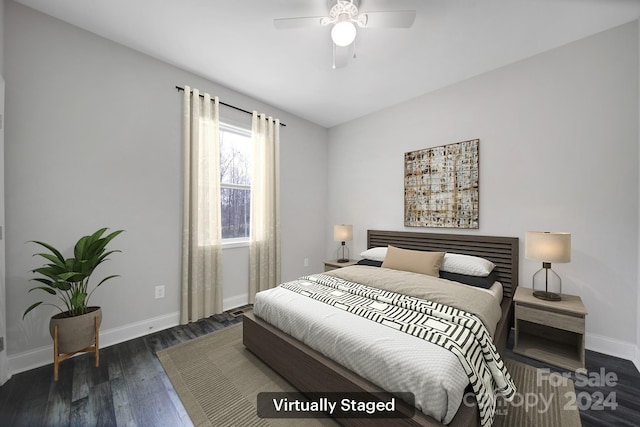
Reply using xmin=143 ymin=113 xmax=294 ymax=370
xmin=274 ymin=0 xmax=416 ymax=68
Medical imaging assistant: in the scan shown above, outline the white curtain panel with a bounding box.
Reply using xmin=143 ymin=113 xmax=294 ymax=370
xmin=180 ymin=86 xmax=223 ymax=324
xmin=249 ymin=112 xmax=281 ymax=302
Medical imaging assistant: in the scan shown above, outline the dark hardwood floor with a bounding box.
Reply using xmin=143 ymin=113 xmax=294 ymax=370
xmin=0 ymin=307 xmax=638 ymax=427
xmin=0 ymin=307 xmax=247 ymax=427
xmin=504 ymin=334 xmax=640 ymax=427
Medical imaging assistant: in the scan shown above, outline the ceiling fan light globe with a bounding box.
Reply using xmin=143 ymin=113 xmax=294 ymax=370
xmin=331 ymin=21 xmax=357 ymax=47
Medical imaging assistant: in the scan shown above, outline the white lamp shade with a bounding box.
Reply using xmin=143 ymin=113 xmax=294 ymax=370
xmin=525 ymin=231 xmax=571 ymax=263
xmin=331 ymin=21 xmax=357 ymax=47
xmin=334 ymin=224 xmax=353 ymax=242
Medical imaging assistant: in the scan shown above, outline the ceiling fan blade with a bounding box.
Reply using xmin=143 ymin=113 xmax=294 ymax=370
xmin=273 ymin=17 xmax=324 ymax=29
xmin=333 ymin=44 xmax=351 ymax=69
xmin=360 ymin=10 xmax=416 ymax=28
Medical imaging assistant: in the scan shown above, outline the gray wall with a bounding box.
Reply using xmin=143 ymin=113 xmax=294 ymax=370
xmin=0 ymin=0 xmax=7 ymax=385
xmin=0 ymin=0 xmax=3 ymax=74
xmin=4 ymin=1 xmax=328 ymax=367
xmin=5 ymin=1 xmax=640 ymax=372
xmin=327 ymin=21 xmax=639 ymax=361
xmin=637 ymin=22 xmax=640 ymax=371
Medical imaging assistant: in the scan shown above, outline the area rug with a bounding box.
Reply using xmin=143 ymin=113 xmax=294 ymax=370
xmin=157 ymin=324 xmax=337 ymax=427
xmin=494 ymin=358 xmax=581 ymax=427
xmin=158 ymin=323 xmax=581 ymax=427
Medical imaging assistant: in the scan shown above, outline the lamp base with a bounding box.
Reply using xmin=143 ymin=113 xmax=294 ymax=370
xmin=532 ymin=263 xmax=562 ymax=302
xmin=337 ymin=241 xmax=350 ymax=263
xmin=533 ymin=290 xmax=561 ymax=301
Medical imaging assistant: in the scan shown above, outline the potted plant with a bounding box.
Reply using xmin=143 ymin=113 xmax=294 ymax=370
xmin=23 ymin=228 xmax=124 ymax=355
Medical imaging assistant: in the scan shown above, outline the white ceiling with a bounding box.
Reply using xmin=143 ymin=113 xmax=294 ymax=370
xmin=12 ymin=0 xmax=640 ymax=128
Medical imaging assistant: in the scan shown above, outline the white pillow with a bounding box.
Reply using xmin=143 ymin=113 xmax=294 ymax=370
xmin=441 ymin=253 xmax=495 ymax=277
xmin=360 ymin=247 xmax=388 ymax=262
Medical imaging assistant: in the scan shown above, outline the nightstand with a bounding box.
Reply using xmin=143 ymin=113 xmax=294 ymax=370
xmin=324 ymin=259 xmax=358 ymax=272
xmin=513 ymin=287 xmax=587 ymax=371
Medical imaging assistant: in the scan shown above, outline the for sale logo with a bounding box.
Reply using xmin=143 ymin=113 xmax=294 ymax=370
xmin=463 ymin=367 xmax=619 ymax=414
xmin=537 ymin=368 xmax=618 ymax=412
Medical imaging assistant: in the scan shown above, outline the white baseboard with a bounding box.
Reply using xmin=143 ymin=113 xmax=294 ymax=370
xmin=585 ymin=332 xmax=639 ymax=366
xmin=0 ymin=352 xmax=10 ymax=386
xmin=10 ymin=308 xmax=636 ymax=376
xmin=223 ymin=293 xmax=249 ymax=312
xmin=100 ymin=310 xmax=181 ymax=348
xmin=8 ymin=311 xmax=180 ymax=375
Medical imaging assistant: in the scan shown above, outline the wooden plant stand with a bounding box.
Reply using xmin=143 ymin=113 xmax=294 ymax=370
xmin=52 ymin=316 xmax=100 ymax=381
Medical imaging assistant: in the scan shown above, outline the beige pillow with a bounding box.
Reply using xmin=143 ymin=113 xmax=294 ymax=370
xmin=381 ymin=246 xmax=445 ymax=277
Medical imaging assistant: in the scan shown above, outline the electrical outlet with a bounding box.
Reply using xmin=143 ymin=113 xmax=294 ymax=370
xmin=155 ymin=285 xmax=165 ymax=299
xmin=304 ymin=258 xmax=309 ymax=267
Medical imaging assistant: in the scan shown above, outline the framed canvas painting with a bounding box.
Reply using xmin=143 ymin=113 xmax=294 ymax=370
xmin=404 ymin=139 xmax=479 ymax=229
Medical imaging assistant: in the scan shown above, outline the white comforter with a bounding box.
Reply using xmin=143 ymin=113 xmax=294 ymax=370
xmin=254 ymin=285 xmax=471 ymax=423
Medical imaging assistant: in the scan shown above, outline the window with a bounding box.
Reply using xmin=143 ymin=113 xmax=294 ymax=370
xmin=219 ymin=123 xmax=252 ymax=241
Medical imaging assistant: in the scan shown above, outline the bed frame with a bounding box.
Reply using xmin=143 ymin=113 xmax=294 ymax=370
xmin=243 ymin=230 xmax=519 ymax=427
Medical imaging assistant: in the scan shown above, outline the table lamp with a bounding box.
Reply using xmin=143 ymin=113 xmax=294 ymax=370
xmin=334 ymin=224 xmax=353 ymax=263
xmin=525 ymin=231 xmax=571 ymax=301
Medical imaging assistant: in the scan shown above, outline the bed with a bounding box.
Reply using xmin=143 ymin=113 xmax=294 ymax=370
xmin=243 ymin=230 xmax=519 ymax=427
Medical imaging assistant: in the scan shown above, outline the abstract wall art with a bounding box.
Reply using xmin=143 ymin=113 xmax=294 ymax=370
xmin=404 ymin=139 xmax=479 ymax=229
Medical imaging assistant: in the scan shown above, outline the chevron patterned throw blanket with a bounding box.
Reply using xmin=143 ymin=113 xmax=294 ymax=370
xmin=281 ymin=273 xmax=516 ymax=427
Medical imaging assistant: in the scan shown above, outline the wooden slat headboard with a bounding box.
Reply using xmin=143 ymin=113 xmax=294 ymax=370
xmin=367 ymin=230 xmax=519 ymax=298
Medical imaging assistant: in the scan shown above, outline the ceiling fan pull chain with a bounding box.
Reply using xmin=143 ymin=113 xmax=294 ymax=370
xmin=332 ymin=43 xmax=337 ymax=69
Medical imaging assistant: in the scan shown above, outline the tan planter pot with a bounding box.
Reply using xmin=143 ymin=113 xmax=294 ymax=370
xmin=49 ymin=306 xmax=102 ymax=354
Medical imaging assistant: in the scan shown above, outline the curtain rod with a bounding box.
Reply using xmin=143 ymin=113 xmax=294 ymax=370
xmin=175 ymin=86 xmax=287 ymax=127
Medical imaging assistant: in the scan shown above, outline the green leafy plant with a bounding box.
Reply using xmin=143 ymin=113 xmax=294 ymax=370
xmin=23 ymin=228 xmax=124 ymax=319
